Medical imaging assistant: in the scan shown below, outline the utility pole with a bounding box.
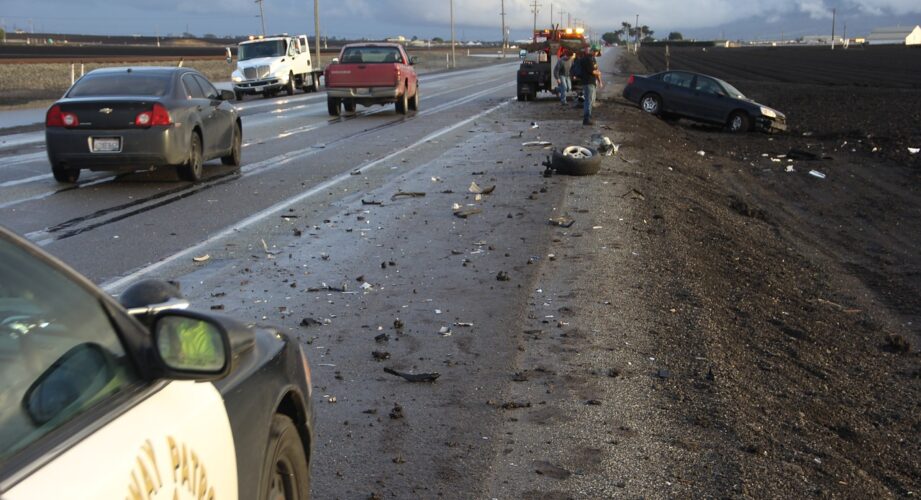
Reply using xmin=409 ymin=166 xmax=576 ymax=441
xmin=567 ymin=13 xmax=571 ymax=28
xmin=830 ymin=7 xmax=836 ymax=50
xmin=450 ymin=0 xmax=456 ymax=68
xmin=559 ymin=11 xmax=564 ymax=27
xmin=550 ymin=4 xmax=553 ymax=27
xmin=314 ymin=0 xmax=321 ymax=66
xmin=530 ymin=0 xmax=541 ymax=33
xmin=634 ymin=13 xmax=639 ymax=53
xmin=255 ymin=0 xmax=266 ymax=36
xmin=843 ymin=21 xmax=847 ymax=48
xmin=500 ymin=0 xmax=507 ymax=54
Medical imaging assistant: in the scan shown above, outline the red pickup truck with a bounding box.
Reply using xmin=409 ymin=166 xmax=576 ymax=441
xmin=324 ymin=43 xmax=420 ymax=116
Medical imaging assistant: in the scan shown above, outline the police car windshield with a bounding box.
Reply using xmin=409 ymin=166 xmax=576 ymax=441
xmin=239 ymin=40 xmax=286 ymax=61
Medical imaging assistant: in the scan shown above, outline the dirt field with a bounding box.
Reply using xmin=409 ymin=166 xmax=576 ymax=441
xmin=563 ymin=46 xmax=921 ymax=496
xmin=0 ymin=48 xmax=509 ymax=109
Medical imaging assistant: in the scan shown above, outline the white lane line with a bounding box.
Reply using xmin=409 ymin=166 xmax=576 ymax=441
xmin=1 ymin=173 xmax=52 ymax=187
xmin=0 ymin=152 xmax=47 ymax=170
xmin=0 ymin=131 xmax=44 ymax=151
xmin=101 ymin=97 xmax=513 ymax=292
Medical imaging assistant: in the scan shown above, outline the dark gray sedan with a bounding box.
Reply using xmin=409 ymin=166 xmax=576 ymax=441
xmin=45 ymin=67 xmax=242 ymax=183
xmin=622 ymin=70 xmax=786 ymax=133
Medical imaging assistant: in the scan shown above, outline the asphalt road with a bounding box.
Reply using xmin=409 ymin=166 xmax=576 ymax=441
xmin=0 ymin=62 xmax=519 ymax=288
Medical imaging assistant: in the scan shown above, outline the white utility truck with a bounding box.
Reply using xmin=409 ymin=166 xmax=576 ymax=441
xmin=229 ymin=34 xmax=323 ymax=100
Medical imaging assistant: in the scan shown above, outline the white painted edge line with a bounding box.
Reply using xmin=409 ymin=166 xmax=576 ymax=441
xmin=101 ymin=96 xmax=513 ymax=293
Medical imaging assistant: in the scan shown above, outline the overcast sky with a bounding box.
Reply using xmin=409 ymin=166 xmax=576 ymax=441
xmin=2 ymin=0 xmax=920 ymax=41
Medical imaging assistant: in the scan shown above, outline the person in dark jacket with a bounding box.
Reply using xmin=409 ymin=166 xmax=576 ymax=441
xmin=552 ymin=51 xmax=573 ymax=104
xmin=575 ymin=44 xmax=603 ymax=125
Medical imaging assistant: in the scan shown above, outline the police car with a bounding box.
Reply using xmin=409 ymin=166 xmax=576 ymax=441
xmin=0 ymin=226 xmax=313 ymax=499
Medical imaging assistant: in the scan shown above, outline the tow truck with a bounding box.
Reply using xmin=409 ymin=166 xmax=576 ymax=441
xmin=516 ymin=26 xmax=590 ymax=101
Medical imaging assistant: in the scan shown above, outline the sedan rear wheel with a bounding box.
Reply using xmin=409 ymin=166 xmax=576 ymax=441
xmin=221 ymin=123 xmax=242 ymax=167
xmin=178 ymin=132 xmax=203 ymax=182
xmin=261 ymin=414 xmax=310 ymax=500
xmin=640 ymin=93 xmax=662 ymax=115
xmin=728 ymin=111 xmax=752 ymax=133
xmin=52 ymin=165 xmax=80 ymax=183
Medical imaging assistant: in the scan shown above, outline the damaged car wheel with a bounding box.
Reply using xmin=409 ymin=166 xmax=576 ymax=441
xmin=552 ymin=146 xmax=602 ymax=176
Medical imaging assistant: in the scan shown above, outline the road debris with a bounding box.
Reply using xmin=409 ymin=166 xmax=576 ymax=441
xmin=468 ymin=181 xmax=496 ymax=195
xmin=389 ymin=403 xmax=404 ymax=419
xmin=500 ymin=401 xmax=532 ymax=409
xmin=361 ymin=199 xmax=383 ymax=205
xmin=300 ymin=317 xmax=323 ymax=328
xmin=808 ymin=169 xmax=827 ymax=179
xmin=522 ymin=141 xmax=552 ymax=147
xmin=496 ymin=271 xmax=511 ymax=281
xmin=453 ymin=206 xmax=482 ymax=218
xmin=372 ymin=350 xmax=391 ymax=361
xmin=193 ymin=254 xmax=211 ymax=263
xmin=530 ymin=121 xmax=539 ymax=128
xmin=909 ymin=147 xmax=920 ymax=154
xmin=384 ymin=367 xmax=441 ymax=383
xmin=548 ymin=216 xmax=575 ymax=228
xmin=391 ymin=191 xmax=426 ymax=201
xmin=787 ymin=149 xmax=821 ymax=161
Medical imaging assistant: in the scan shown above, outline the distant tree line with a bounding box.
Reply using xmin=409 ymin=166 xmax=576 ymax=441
xmin=602 ymin=23 xmax=686 ymax=45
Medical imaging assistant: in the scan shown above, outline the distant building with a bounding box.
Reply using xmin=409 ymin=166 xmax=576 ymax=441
xmin=867 ymin=25 xmax=921 ymax=45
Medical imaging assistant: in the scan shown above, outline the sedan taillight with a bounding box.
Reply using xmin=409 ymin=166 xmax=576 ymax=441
xmin=46 ymin=105 xmax=79 ymax=128
xmin=627 ymin=75 xmax=635 ymax=85
xmin=135 ymin=103 xmax=172 ymax=127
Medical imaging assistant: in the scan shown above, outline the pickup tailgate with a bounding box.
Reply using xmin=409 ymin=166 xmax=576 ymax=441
xmin=326 ymin=63 xmax=399 ymax=88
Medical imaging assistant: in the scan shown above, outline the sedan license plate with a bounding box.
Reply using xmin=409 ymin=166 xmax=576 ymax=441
xmin=91 ymin=137 xmax=121 ymax=153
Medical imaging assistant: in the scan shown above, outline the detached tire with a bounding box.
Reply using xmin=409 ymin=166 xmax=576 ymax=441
xmin=552 ymin=146 xmax=602 ymax=176
xmin=260 ymin=414 xmax=310 ymax=500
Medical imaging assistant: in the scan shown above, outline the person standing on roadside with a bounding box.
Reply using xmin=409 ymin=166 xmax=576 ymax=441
xmin=553 ymin=50 xmax=573 ymax=105
xmin=576 ymin=44 xmax=603 ymax=126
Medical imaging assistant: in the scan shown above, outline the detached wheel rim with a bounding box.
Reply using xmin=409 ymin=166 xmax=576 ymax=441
xmin=641 ymin=96 xmax=659 ymax=114
xmin=562 ymin=146 xmax=594 ymax=159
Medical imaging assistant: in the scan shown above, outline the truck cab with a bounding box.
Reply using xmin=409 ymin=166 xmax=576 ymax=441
xmin=230 ymin=34 xmax=321 ymax=100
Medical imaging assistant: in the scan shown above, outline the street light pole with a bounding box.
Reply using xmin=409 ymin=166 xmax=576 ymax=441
xmin=500 ymin=0 xmax=506 ymax=56
xmin=255 ymin=0 xmax=266 ymax=36
xmin=314 ymin=0 xmax=321 ymax=66
xmin=450 ymin=0 xmax=456 ymax=68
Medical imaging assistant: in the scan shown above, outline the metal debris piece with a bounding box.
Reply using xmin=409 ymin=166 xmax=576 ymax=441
xmin=391 ymin=191 xmax=427 ymax=201
xmin=193 ymin=254 xmax=211 ymax=263
xmin=384 ymin=367 xmax=440 ymax=383
xmin=548 ymin=216 xmax=575 ymax=228
xmin=808 ymin=170 xmax=826 ymax=179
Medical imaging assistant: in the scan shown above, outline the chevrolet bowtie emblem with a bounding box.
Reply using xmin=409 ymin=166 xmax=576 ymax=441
xmin=99 ymin=108 xmax=113 ymax=114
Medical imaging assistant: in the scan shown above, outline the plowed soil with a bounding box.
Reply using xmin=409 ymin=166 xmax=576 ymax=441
xmin=588 ymin=46 xmax=921 ymax=496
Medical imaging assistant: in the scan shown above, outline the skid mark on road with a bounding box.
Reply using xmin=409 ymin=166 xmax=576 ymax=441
xmin=101 ymin=96 xmax=513 ymax=292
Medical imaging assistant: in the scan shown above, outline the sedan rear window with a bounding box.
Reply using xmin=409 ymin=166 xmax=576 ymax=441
xmin=68 ymin=73 xmax=172 ymax=98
